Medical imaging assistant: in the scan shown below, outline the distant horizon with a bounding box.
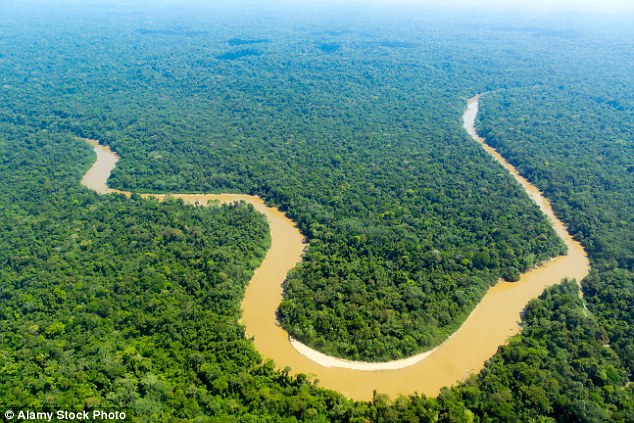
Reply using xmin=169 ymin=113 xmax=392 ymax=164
xmin=4 ymin=0 xmax=634 ymax=14
xmin=279 ymin=0 xmax=634 ymax=13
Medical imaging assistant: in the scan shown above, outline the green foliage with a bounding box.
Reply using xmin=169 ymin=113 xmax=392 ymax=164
xmin=0 ymin=2 xmax=567 ymax=362
xmin=478 ymin=87 xmax=634 ymax=379
xmin=451 ymin=282 xmax=633 ymax=422
xmin=0 ymin=128 xmax=272 ymax=419
xmin=0 ymin=2 xmax=632 ymax=421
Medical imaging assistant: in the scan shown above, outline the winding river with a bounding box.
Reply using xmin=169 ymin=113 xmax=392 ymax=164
xmin=80 ymin=95 xmax=589 ymax=401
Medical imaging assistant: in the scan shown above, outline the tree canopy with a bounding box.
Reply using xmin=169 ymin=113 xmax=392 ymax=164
xmin=0 ymin=2 xmax=632 ymax=420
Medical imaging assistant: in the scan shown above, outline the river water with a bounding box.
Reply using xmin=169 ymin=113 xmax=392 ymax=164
xmin=80 ymin=95 xmax=589 ymax=401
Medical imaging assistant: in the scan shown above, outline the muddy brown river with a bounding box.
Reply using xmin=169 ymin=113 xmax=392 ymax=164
xmin=80 ymin=95 xmax=590 ymax=401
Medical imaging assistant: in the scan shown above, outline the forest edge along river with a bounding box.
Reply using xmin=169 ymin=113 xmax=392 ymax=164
xmin=79 ymin=95 xmax=590 ymax=401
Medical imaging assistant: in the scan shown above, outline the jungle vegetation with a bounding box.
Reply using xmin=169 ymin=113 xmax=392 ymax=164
xmin=0 ymin=1 xmax=632 ymax=421
xmin=0 ymin=2 xmax=568 ymax=361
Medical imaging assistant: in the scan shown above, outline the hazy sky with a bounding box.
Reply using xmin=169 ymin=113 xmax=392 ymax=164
xmin=6 ymin=0 xmax=634 ymax=18
xmin=280 ymin=0 xmax=634 ymax=13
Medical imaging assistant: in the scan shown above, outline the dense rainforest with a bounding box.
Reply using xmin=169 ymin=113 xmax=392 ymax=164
xmin=477 ymin=86 xmax=634 ymax=378
xmin=0 ymin=1 xmax=632 ymax=421
xmin=0 ymin=2 xmax=568 ymax=361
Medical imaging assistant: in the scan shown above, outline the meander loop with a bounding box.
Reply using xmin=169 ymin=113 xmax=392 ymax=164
xmin=80 ymin=95 xmax=589 ymax=401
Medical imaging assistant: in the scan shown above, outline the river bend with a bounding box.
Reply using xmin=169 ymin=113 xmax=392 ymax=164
xmin=80 ymin=95 xmax=589 ymax=400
